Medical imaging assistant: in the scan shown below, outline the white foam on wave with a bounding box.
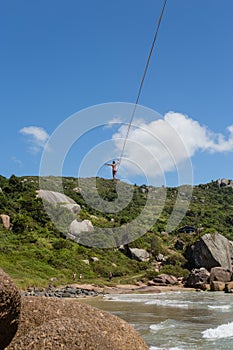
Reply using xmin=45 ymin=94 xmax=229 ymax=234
xmin=150 ymin=320 xmax=175 ymax=332
xmin=202 ymin=321 xmax=233 ymax=339
xmin=146 ymin=299 xmax=190 ymax=308
xmin=103 ymin=295 xmax=147 ymax=303
xmin=150 ymin=346 xmax=183 ymax=350
xmin=208 ymin=304 xmax=231 ymax=311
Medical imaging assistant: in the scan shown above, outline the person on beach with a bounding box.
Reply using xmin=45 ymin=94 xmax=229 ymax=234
xmin=105 ymin=160 xmax=120 ymax=181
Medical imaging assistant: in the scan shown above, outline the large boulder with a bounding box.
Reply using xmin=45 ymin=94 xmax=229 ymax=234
xmin=6 ymin=297 xmax=149 ymax=350
xmin=210 ymin=267 xmax=232 ymax=283
xmin=225 ymin=281 xmax=233 ymax=293
xmin=185 ymin=268 xmax=210 ymax=290
xmin=69 ymin=219 xmax=94 ymax=236
xmin=153 ymin=274 xmax=178 ymax=285
xmin=0 ymin=214 xmax=11 ymax=229
xmin=185 ymin=233 xmax=233 ymax=271
xmin=129 ymin=248 xmax=150 ymax=262
xmin=37 ymin=190 xmax=81 ymax=214
xmin=210 ymin=281 xmax=225 ymax=292
xmin=0 ymin=269 xmax=21 ymax=350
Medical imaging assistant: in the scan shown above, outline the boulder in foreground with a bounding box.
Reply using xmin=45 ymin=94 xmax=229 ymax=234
xmin=0 ymin=269 xmax=21 ymax=350
xmin=6 ymin=297 xmax=149 ymax=350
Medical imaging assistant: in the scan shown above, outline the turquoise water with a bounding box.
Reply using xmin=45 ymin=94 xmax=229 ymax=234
xmin=84 ymin=291 xmax=233 ymax=350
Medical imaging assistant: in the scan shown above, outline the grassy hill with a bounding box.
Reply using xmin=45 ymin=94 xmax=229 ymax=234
xmin=0 ymin=174 xmax=233 ymax=289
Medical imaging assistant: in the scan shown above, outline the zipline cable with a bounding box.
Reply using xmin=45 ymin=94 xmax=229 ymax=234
xmin=117 ymin=0 xmax=167 ymax=170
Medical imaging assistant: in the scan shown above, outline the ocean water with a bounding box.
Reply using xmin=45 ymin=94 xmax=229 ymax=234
xmin=83 ymin=291 xmax=233 ymax=350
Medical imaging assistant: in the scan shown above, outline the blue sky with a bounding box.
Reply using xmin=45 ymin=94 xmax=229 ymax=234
xmin=1 ymin=0 xmax=233 ymax=186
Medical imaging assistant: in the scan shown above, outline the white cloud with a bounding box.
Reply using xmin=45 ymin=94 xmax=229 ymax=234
xmin=164 ymin=112 xmax=233 ymax=154
xmin=19 ymin=126 xmax=49 ymax=153
xmin=104 ymin=116 xmax=123 ymax=129
xmin=112 ymin=112 xmax=233 ymax=179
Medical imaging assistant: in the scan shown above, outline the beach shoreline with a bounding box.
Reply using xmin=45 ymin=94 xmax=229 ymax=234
xmin=68 ymin=282 xmax=196 ymax=295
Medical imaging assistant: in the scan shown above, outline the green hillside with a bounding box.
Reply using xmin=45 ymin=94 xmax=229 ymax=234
xmin=0 ymin=174 xmax=233 ymax=289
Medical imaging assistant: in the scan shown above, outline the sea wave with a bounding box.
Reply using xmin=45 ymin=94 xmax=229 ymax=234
xmin=103 ymin=295 xmax=148 ymax=303
xmin=145 ymin=299 xmax=191 ymax=308
xmin=202 ymin=321 xmax=233 ymax=339
xmin=150 ymin=320 xmax=176 ymax=332
xmin=150 ymin=346 xmax=183 ymax=350
xmin=207 ymin=304 xmax=231 ymax=311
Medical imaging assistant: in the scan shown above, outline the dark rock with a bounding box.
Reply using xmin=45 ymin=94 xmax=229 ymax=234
xmin=22 ymin=285 xmax=100 ymax=298
xmin=185 ymin=233 xmax=233 ymax=271
xmin=175 ymin=239 xmax=184 ymax=250
xmin=184 ymin=268 xmax=210 ymax=289
xmin=0 ymin=269 xmax=21 ymax=350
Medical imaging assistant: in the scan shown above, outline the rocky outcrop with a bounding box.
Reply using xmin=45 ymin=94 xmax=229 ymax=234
xmin=0 ymin=269 xmax=21 ymax=350
xmin=0 ymin=214 xmax=11 ymax=229
xmin=37 ymin=190 xmax=81 ymax=214
xmin=184 ymin=268 xmax=210 ymax=290
xmin=217 ymin=178 xmax=233 ymax=188
xmin=6 ymin=297 xmax=149 ymax=350
xmin=185 ymin=233 xmax=233 ymax=271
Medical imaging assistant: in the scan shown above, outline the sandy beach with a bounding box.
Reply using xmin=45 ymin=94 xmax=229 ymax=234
xmin=70 ymin=282 xmax=195 ymax=295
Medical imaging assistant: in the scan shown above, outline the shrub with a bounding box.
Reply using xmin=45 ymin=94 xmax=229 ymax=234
xmin=160 ymin=265 xmax=189 ymax=278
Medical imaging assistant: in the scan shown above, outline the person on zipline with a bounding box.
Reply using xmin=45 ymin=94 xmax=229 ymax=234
xmin=105 ymin=160 xmax=120 ymax=181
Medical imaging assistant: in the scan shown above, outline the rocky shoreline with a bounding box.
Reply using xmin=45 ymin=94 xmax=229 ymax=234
xmin=21 ymin=284 xmax=100 ymax=298
xmin=21 ymin=281 xmax=194 ymax=300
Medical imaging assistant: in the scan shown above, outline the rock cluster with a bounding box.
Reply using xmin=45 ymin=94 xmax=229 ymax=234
xmin=210 ymin=267 xmax=232 ymax=292
xmin=22 ymin=285 xmax=99 ymax=298
xmin=185 ymin=266 xmax=233 ymax=292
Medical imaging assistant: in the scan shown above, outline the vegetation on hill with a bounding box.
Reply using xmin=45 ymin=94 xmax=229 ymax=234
xmin=0 ymin=174 xmax=233 ymax=289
